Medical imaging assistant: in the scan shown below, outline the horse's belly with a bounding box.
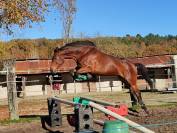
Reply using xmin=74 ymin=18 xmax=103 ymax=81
xmin=83 ymin=52 xmax=121 ymax=76
xmin=94 ymin=69 xmax=118 ymax=76
xmin=93 ymin=60 xmax=119 ymax=76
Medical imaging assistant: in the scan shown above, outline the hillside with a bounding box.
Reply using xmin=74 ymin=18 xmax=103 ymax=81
xmin=1 ymin=34 xmax=177 ymax=60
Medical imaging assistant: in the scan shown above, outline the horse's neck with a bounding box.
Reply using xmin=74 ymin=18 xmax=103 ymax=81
xmin=77 ymin=46 xmax=95 ymax=57
xmin=62 ymin=46 xmax=92 ymax=60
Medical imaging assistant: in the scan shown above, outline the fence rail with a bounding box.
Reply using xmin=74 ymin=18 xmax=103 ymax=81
xmin=0 ymin=72 xmax=177 ymax=101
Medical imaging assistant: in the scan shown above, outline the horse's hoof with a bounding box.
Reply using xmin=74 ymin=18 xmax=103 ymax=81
xmin=144 ymin=110 xmax=151 ymax=116
xmin=146 ymin=111 xmax=149 ymax=115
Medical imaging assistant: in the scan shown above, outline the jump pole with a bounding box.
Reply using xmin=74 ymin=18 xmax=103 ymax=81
xmin=89 ymin=101 xmax=155 ymax=133
xmin=52 ymin=96 xmax=76 ymax=106
xmin=80 ymin=96 xmax=118 ymax=106
xmin=52 ymin=96 xmax=154 ymax=133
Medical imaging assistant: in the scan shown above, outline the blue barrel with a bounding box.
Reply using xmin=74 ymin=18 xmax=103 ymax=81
xmin=102 ymin=120 xmax=129 ymax=133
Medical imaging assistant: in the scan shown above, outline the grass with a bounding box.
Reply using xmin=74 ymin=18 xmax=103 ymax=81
xmin=147 ymin=103 xmax=177 ymax=108
xmin=0 ymin=116 xmax=40 ymax=125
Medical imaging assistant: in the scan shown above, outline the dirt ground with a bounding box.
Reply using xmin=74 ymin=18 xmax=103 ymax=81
xmin=0 ymin=91 xmax=177 ymax=133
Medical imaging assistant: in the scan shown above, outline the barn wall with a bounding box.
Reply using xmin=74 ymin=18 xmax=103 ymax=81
xmin=172 ymin=55 xmax=177 ymax=87
xmin=0 ymin=65 xmax=174 ymax=99
xmin=0 ymin=86 xmax=7 ymax=99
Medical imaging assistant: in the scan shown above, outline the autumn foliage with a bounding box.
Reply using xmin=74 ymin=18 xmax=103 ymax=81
xmin=0 ymin=34 xmax=177 ymax=60
xmin=0 ymin=0 xmax=48 ymax=34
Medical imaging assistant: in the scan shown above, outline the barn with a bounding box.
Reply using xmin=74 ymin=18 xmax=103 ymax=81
xmin=129 ymin=55 xmax=175 ymax=90
xmin=0 ymin=54 xmax=176 ymax=99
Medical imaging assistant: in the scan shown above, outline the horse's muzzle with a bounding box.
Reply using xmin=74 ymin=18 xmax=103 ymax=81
xmin=50 ymin=70 xmax=56 ymax=75
xmin=50 ymin=62 xmax=58 ymax=74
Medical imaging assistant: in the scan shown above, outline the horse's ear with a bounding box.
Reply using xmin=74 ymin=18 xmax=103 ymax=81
xmin=54 ymin=47 xmax=60 ymax=52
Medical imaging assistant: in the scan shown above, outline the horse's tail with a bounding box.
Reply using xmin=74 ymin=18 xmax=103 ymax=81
xmin=135 ymin=63 xmax=154 ymax=90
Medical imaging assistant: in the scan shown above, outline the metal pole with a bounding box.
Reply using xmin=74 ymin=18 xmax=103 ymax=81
xmin=89 ymin=101 xmax=155 ymax=133
xmin=52 ymin=96 xmax=76 ymax=106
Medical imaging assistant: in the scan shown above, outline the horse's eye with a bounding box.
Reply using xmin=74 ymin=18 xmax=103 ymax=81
xmin=53 ymin=55 xmax=59 ymax=60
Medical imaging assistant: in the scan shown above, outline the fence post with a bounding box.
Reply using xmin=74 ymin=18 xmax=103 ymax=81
xmin=5 ymin=59 xmax=19 ymax=120
xmin=49 ymin=75 xmax=54 ymax=96
xmin=172 ymin=55 xmax=177 ymax=88
xmin=22 ymin=76 xmax=26 ymax=98
xmin=74 ymin=79 xmax=76 ymax=94
xmin=98 ymin=76 xmax=101 ymax=92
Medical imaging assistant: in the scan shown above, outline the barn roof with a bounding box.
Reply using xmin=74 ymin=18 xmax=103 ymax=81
xmin=128 ymin=55 xmax=173 ymax=68
xmin=15 ymin=59 xmax=51 ymax=74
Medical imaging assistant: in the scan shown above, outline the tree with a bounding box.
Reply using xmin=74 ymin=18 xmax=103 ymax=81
xmin=0 ymin=0 xmax=48 ymax=34
xmin=53 ymin=0 xmax=76 ymax=43
xmin=0 ymin=41 xmax=5 ymax=58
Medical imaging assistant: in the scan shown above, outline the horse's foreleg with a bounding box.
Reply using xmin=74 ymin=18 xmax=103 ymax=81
xmin=76 ymin=66 xmax=92 ymax=74
xmin=76 ymin=66 xmax=93 ymax=80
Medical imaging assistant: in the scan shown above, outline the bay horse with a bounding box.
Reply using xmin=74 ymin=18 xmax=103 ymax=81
xmin=50 ymin=40 xmax=152 ymax=114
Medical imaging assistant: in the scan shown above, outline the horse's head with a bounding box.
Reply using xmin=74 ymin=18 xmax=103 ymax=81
xmin=50 ymin=47 xmax=64 ymax=73
xmin=50 ymin=40 xmax=96 ymax=73
xmin=50 ymin=47 xmax=78 ymax=73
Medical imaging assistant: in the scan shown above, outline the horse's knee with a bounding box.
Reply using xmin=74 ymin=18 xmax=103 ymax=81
xmin=77 ymin=66 xmax=92 ymax=73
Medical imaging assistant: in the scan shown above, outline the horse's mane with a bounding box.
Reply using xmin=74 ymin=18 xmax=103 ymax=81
xmin=54 ymin=40 xmax=96 ymax=52
xmin=65 ymin=40 xmax=96 ymax=47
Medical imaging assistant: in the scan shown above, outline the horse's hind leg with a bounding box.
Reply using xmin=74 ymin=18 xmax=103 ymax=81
xmin=130 ymin=84 xmax=149 ymax=114
xmin=123 ymin=63 xmax=149 ymax=114
xmin=119 ymin=76 xmax=139 ymax=110
xmin=130 ymin=90 xmax=138 ymax=107
xmin=125 ymin=74 xmax=149 ymax=114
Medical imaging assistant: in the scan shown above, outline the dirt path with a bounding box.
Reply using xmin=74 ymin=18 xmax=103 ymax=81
xmin=0 ymin=91 xmax=177 ymax=133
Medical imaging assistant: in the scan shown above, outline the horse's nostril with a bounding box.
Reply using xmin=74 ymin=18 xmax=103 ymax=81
xmin=50 ymin=70 xmax=54 ymax=74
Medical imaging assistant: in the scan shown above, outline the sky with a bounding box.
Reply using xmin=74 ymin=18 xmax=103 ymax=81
xmin=1 ymin=0 xmax=177 ymax=41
